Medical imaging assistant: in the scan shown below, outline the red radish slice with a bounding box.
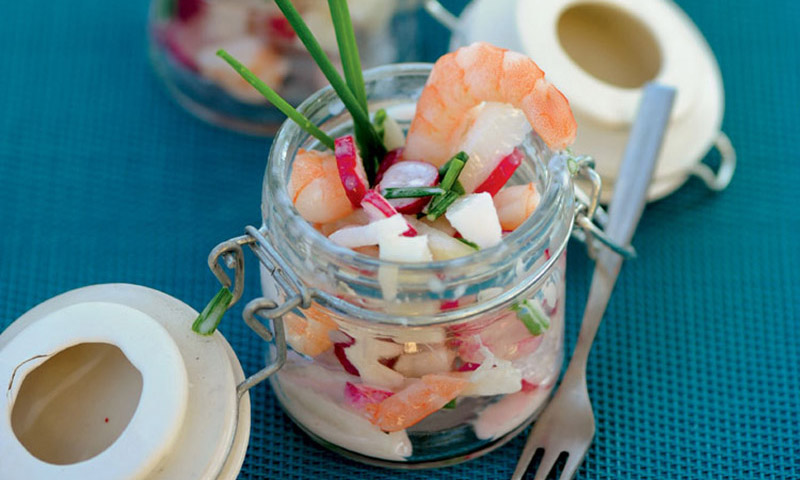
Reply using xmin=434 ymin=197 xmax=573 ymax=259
xmin=335 ymin=343 xmax=360 ymax=376
xmin=176 ymin=0 xmax=204 ymax=22
xmin=440 ymin=299 xmax=460 ymax=311
xmin=458 ymin=362 xmax=481 ymax=372
xmin=473 ymin=148 xmax=524 ymax=196
xmin=344 ymin=382 xmax=394 ymax=410
xmin=375 ymin=148 xmax=404 ymax=184
xmin=335 ymin=135 xmax=369 ymax=207
xmin=266 ymin=15 xmax=296 ymax=40
xmin=361 ymin=191 xmax=417 ymax=237
xmin=378 ymin=160 xmax=439 ymax=214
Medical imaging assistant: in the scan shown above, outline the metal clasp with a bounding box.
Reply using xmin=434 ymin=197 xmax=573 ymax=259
xmin=208 ymin=226 xmax=312 ymax=398
xmin=569 ymin=155 xmax=637 ymax=260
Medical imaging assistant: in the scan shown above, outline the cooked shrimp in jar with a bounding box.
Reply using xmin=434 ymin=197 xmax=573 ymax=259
xmin=404 ymin=42 xmax=577 ymax=166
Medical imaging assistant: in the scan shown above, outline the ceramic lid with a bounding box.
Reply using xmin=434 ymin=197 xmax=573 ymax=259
xmin=0 ymin=284 xmax=250 ymax=480
xmin=452 ymin=0 xmax=727 ymax=202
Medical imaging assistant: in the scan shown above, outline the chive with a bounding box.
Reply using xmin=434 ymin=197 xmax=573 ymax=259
xmin=426 ymin=190 xmax=460 ymax=221
xmin=511 ymin=299 xmax=550 ymax=336
xmin=329 ymin=0 xmax=367 ymax=111
xmin=439 ymin=153 xmax=468 ymax=191
xmin=456 ymin=237 xmax=479 ymax=250
xmin=442 ymin=399 xmax=457 ymax=409
xmin=192 ymin=287 xmax=233 ymax=336
xmin=373 ymin=108 xmax=387 ymax=144
xmin=425 ymin=152 xmax=469 ymax=219
xmin=438 ymin=152 xmax=469 ymax=177
xmin=383 ymin=186 xmax=445 ymax=199
xmin=216 ymin=50 xmax=335 ymax=150
xmin=273 ymin=0 xmax=385 ymax=181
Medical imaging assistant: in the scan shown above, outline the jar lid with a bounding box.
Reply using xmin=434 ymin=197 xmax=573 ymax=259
xmin=0 ymin=284 xmax=250 ymax=480
xmin=450 ymin=0 xmax=728 ymax=202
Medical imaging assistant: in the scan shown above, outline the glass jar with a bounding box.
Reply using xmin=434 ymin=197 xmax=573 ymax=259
xmin=147 ymin=0 xmax=425 ymax=134
xmin=251 ymin=64 xmax=576 ymax=467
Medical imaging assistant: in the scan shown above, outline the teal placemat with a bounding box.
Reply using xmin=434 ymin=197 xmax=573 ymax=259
xmin=1 ymin=0 xmax=798 ymax=478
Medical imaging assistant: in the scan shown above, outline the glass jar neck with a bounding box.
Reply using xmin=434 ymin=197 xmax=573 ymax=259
xmin=262 ymin=64 xmax=575 ymax=326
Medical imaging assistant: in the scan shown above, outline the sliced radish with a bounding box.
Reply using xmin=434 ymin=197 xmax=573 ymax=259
xmin=361 ymin=190 xmax=417 ymax=237
xmin=445 ymin=193 xmax=502 ymax=249
xmin=379 ymin=160 xmax=439 ymax=214
xmin=176 ymin=0 xmax=204 ymax=21
xmin=335 ymin=135 xmax=369 ymax=207
xmin=345 ymin=382 xmax=394 ymax=411
xmin=335 ymin=343 xmax=360 ymax=376
xmin=473 ymin=148 xmax=523 ymax=196
xmin=374 ymin=148 xmax=404 ymax=184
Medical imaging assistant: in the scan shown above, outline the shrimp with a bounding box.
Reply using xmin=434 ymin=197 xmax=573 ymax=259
xmin=365 ymin=374 xmax=468 ymax=432
xmin=284 ymin=304 xmax=338 ymax=357
xmin=404 ymin=42 xmax=576 ymax=166
xmin=288 ymin=149 xmax=354 ymax=224
xmin=493 ymin=183 xmax=541 ymax=231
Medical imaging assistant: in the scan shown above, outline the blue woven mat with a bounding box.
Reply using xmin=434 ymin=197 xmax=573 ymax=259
xmin=1 ymin=0 xmax=798 ymax=478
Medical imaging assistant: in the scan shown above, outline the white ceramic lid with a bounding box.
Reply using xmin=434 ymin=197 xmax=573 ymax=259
xmin=0 ymin=284 xmax=250 ymax=480
xmin=452 ymin=0 xmax=726 ymax=201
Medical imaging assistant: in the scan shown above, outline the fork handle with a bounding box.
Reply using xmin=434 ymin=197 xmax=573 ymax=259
xmin=569 ymin=83 xmax=675 ymax=371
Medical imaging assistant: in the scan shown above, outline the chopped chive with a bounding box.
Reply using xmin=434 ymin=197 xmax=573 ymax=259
xmin=426 ymin=190 xmax=460 ymax=221
xmin=511 ymin=299 xmax=550 ymax=336
xmin=216 ymin=50 xmax=335 ymax=150
xmin=373 ymin=108 xmax=387 ymax=143
xmin=426 ymin=152 xmax=469 ymax=219
xmin=438 ymin=152 xmax=469 ymax=177
xmin=192 ymin=287 xmax=233 ymax=336
xmin=439 ymin=154 xmax=467 ymax=192
xmin=456 ymin=237 xmax=479 ymax=250
xmin=273 ymin=0 xmax=385 ymax=182
xmin=442 ymin=399 xmax=457 ymax=409
xmin=383 ymin=186 xmax=445 ymax=199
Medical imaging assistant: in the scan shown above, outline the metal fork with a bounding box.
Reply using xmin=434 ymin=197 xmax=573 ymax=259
xmin=512 ymin=84 xmax=676 ymax=480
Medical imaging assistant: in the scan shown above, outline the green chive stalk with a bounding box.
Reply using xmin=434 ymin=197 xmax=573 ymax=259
xmin=273 ymin=0 xmax=385 ymax=181
xmin=216 ymin=50 xmax=335 ymax=150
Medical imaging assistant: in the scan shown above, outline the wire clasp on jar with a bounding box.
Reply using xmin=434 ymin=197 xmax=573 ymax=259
xmin=569 ymin=155 xmax=637 ymax=260
xmin=207 ymin=226 xmax=313 ymax=398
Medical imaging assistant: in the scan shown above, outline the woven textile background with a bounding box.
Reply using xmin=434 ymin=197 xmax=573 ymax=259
xmin=1 ymin=0 xmax=798 ymax=478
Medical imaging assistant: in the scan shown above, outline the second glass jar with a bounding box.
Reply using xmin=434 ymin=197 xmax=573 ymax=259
xmin=148 ymin=0 xmax=425 ymax=134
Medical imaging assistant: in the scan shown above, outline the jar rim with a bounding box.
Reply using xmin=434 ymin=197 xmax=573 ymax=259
xmin=263 ymin=63 xmax=575 ymax=324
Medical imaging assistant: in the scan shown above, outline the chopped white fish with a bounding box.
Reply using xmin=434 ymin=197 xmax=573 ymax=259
xmin=406 ymin=217 xmax=474 ymax=260
xmin=456 ymin=102 xmax=531 ymax=193
xmin=462 ymin=345 xmax=522 ymax=396
xmin=328 ymin=214 xmax=408 ymax=248
xmin=393 ymin=345 xmax=456 ymax=378
xmin=445 ymin=193 xmax=502 ymax=249
xmin=379 ymin=235 xmax=433 ymax=263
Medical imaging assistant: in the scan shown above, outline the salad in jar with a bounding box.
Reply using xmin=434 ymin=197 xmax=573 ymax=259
xmin=150 ymin=0 xmax=406 ymax=131
xmin=198 ymin=1 xmax=579 ymax=465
